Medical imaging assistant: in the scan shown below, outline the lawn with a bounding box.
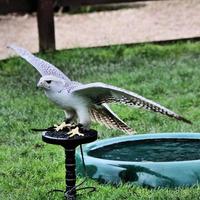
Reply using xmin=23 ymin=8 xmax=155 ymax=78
xmin=1 ymin=41 xmax=200 ymax=200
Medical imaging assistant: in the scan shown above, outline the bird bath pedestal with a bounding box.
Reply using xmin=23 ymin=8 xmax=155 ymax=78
xmin=42 ymin=129 xmax=97 ymax=200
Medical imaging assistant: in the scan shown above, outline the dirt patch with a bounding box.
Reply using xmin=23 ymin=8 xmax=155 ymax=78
xmin=1 ymin=0 xmax=200 ymax=60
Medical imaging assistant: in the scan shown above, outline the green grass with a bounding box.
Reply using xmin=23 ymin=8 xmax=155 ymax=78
xmin=1 ymin=41 xmax=200 ymax=199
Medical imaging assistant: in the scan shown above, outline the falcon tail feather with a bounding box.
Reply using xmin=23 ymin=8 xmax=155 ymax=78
xmin=90 ymin=104 xmax=135 ymax=134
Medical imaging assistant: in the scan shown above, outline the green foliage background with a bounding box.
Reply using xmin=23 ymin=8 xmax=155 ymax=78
xmin=0 ymin=41 xmax=200 ymax=199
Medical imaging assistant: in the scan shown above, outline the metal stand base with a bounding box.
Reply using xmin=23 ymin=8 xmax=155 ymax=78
xmin=42 ymin=129 xmax=97 ymax=200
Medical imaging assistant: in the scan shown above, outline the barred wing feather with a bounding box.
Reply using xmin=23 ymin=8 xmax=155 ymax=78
xmin=72 ymin=82 xmax=191 ymax=124
xmin=8 ymin=44 xmax=70 ymax=81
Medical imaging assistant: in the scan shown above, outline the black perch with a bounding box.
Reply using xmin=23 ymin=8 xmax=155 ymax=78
xmin=42 ymin=129 xmax=98 ymax=200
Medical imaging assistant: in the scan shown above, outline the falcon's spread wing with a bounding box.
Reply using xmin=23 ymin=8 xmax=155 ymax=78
xmin=8 ymin=44 xmax=70 ymax=81
xmin=90 ymin=104 xmax=134 ymax=134
xmin=72 ymin=82 xmax=192 ymax=124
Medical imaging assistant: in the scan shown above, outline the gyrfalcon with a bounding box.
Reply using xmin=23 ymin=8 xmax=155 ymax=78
xmin=8 ymin=44 xmax=191 ymax=136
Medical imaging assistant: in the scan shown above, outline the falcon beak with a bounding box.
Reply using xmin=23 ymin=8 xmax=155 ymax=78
xmin=37 ymin=80 xmax=46 ymax=89
xmin=37 ymin=80 xmax=43 ymax=88
xmin=37 ymin=80 xmax=50 ymax=90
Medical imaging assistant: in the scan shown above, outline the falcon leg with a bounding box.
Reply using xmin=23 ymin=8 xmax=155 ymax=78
xmin=54 ymin=111 xmax=76 ymax=132
xmin=64 ymin=118 xmax=71 ymax=124
xmin=65 ymin=108 xmax=90 ymax=137
xmin=64 ymin=110 xmax=76 ymax=124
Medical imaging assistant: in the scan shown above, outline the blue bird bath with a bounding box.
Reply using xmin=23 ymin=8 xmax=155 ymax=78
xmin=76 ymin=133 xmax=200 ymax=188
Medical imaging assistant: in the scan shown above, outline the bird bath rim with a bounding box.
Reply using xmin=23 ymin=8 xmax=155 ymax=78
xmin=82 ymin=132 xmax=200 ymax=164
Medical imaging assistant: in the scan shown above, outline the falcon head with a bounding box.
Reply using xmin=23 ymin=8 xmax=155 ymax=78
xmin=37 ymin=75 xmax=66 ymax=92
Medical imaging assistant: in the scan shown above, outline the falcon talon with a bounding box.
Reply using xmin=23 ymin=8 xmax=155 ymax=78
xmin=54 ymin=122 xmax=70 ymax=132
xmin=77 ymin=123 xmax=85 ymax=133
xmin=68 ymin=127 xmax=84 ymax=138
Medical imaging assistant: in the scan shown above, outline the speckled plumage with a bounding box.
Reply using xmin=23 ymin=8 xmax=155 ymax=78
xmin=8 ymin=44 xmax=191 ymax=134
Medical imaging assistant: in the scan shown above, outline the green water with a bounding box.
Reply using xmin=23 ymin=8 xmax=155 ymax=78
xmin=89 ymin=139 xmax=200 ymax=162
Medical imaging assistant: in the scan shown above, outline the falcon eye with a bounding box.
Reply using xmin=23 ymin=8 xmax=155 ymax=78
xmin=46 ymin=80 xmax=52 ymax=84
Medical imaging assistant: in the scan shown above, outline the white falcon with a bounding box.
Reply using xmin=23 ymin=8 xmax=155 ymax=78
xmin=8 ymin=44 xmax=191 ymax=135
